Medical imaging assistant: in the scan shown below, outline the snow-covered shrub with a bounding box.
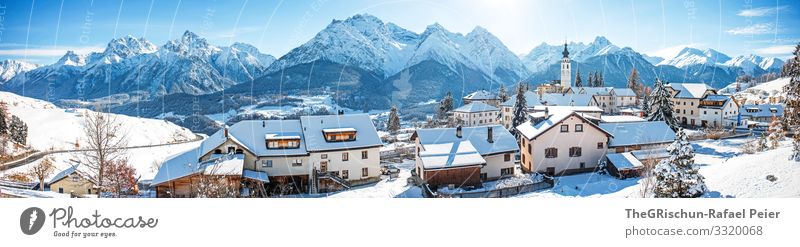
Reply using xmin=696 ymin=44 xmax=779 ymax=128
xmin=767 ymin=118 xmax=784 ymax=149
xmin=653 ymin=129 xmax=707 ymax=198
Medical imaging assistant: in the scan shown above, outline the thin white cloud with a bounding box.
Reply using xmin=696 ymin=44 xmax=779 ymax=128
xmin=0 ymin=46 xmax=105 ymax=57
xmin=737 ymin=6 xmax=788 ymax=17
xmin=726 ymin=23 xmax=773 ymax=35
xmin=753 ymin=45 xmax=795 ymax=56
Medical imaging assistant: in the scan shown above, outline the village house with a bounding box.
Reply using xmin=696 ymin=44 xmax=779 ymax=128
xmin=463 ymin=90 xmax=500 ymax=106
xmin=499 ymin=91 xmax=542 ymax=129
xmin=516 ymin=108 xmax=613 ymax=176
xmin=540 ymin=92 xmax=599 ymax=108
xmin=412 ymin=125 xmax=518 ymax=189
xmin=614 ymin=88 xmax=639 ymax=109
xmin=575 ymin=87 xmax=639 ymax=114
xmin=665 ymin=83 xmax=717 ymax=128
xmin=152 ymin=114 xmax=383 ymax=197
xmin=48 ymin=165 xmax=97 ymax=196
xmin=619 ymin=107 xmax=645 ymax=117
xmin=599 ymin=121 xmax=675 ymax=178
xmin=739 ymin=104 xmax=784 ymax=124
xmin=698 ymin=94 xmax=739 ymax=128
xmin=452 ymin=102 xmax=500 ymax=127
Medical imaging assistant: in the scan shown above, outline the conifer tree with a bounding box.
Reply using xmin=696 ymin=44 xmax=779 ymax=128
xmin=768 ymin=117 xmax=784 ymax=150
xmin=640 ymin=94 xmax=652 ymax=118
xmin=8 ymin=115 xmax=27 ymax=145
xmin=574 ymin=68 xmax=583 ymax=87
xmin=436 ymin=92 xmax=454 ymax=121
xmin=0 ymin=102 xmax=8 ymax=135
xmin=653 ymin=129 xmax=706 ymax=198
xmin=511 ymin=83 xmax=528 ymax=138
xmin=784 ymin=43 xmax=800 ymax=161
xmin=387 ymin=105 xmax=401 ymax=135
xmin=498 ymin=84 xmax=510 ymax=103
xmin=647 ymin=79 xmax=679 ymax=131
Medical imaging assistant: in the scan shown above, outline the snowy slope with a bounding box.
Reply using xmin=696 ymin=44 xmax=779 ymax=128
xmin=658 ymin=47 xmax=732 ymax=68
xmin=0 ymin=91 xmax=200 ymax=181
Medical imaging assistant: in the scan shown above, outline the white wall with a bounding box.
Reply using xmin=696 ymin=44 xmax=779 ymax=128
xmin=308 ymin=147 xmax=381 ymax=181
xmin=524 ymin=116 xmax=610 ymax=174
xmin=454 ymin=110 xmax=500 ymax=127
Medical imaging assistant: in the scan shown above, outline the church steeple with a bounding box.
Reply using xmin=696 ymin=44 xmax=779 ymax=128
xmin=560 ymin=40 xmax=571 ymax=89
xmin=562 ymin=41 xmax=569 ymax=58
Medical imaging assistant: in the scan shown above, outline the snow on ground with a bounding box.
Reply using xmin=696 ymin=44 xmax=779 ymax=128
xmin=0 ymin=92 xmax=195 ymax=151
xmin=322 ymin=159 xmax=422 ymax=198
xmin=0 ymin=186 xmax=72 ymax=198
xmin=0 ymin=91 xmax=200 ymax=181
xmin=517 ymin=137 xmax=800 ymax=198
xmin=730 ymin=77 xmax=789 ymax=105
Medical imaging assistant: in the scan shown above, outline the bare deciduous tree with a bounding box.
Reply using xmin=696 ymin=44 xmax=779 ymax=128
xmin=29 ymin=155 xmax=56 ymax=191
xmin=77 ymin=106 xmax=129 ymax=196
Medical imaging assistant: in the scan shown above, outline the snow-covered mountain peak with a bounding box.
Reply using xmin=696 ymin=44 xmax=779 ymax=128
xmin=0 ymin=60 xmax=38 ymax=82
xmin=55 ymin=50 xmax=87 ymax=66
xmin=162 ymin=30 xmax=219 ymax=57
xmin=101 ymin=36 xmax=157 ymax=61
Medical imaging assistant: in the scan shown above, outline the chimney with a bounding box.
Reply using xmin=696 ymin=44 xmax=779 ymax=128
xmin=544 ymin=107 xmax=549 ymax=119
xmin=487 ymin=126 xmax=494 ymax=143
xmin=262 ymin=121 xmax=265 ymax=128
xmin=224 ymin=126 xmax=229 ymax=138
xmin=338 ymin=110 xmax=344 ymax=115
xmin=456 ymin=126 xmax=462 ymax=138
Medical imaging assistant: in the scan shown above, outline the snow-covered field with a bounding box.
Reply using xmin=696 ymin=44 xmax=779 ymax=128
xmin=729 ymin=77 xmax=789 ymax=105
xmin=517 ymin=137 xmax=800 ymax=198
xmin=205 ymin=94 xmax=388 ymax=124
xmin=0 ymin=92 xmax=201 ymax=182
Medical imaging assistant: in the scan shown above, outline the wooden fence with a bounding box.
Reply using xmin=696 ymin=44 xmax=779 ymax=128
xmin=434 ymin=178 xmax=554 ymax=198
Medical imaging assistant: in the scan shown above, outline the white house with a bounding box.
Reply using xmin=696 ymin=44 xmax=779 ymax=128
xmin=499 ymin=91 xmax=542 ymax=129
xmin=665 ymin=83 xmax=717 ymax=127
xmin=516 ymin=108 xmax=613 ymax=176
xmin=452 ymin=102 xmax=501 ymax=127
xmin=698 ymin=94 xmax=739 ymax=128
xmin=412 ymin=125 xmax=519 ymax=188
xmin=152 ymin=113 xmax=383 ymax=197
xmin=599 ymin=121 xmax=675 ymax=178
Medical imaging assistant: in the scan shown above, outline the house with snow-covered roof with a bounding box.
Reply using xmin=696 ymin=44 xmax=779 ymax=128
xmin=698 ymin=94 xmax=739 ymax=128
xmin=575 ymin=87 xmax=639 ymax=114
xmin=152 ymin=113 xmax=383 ymax=197
xmin=739 ymin=104 xmax=783 ymax=123
xmin=539 ymin=92 xmax=599 ymax=108
xmin=599 ymin=121 xmax=675 ymax=178
xmin=49 ymin=164 xmax=97 ymax=196
xmin=665 ymin=83 xmax=717 ymax=127
xmin=499 ymin=91 xmax=542 ymax=129
xmin=451 ymin=102 xmax=500 ymax=127
xmin=463 ymin=90 xmax=500 ymax=106
xmin=516 ymin=108 xmax=613 ymax=176
xmin=412 ymin=125 xmax=519 ymax=189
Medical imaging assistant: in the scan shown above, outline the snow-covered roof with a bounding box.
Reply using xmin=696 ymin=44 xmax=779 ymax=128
xmin=300 ymin=114 xmax=383 ymax=152
xmin=151 ymin=151 xmax=244 ymax=186
xmin=600 ymin=115 xmax=646 ymax=123
xmin=242 ymin=170 xmax=270 ymax=183
xmin=463 ymin=90 xmax=497 ymax=100
xmin=666 ymin=83 xmax=715 ymax=98
xmin=606 ymin=152 xmax=643 ymax=170
xmin=599 ymin=121 xmax=676 ymax=147
xmin=516 ymin=109 xmax=612 ymax=140
xmin=531 ymin=105 xmax=603 ymax=113
xmin=414 ymin=125 xmax=519 ymax=156
xmin=613 ymin=88 xmax=637 ymax=97
xmin=540 ymin=93 xmax=596 ymax=106
xmin=226 ymin=120 xmax=308 ymax=157
xmin=619 ymin=107 xmax=643 ymax=113
xmin=198 ymin=127 xmax=249 ymax=158
xmin=577 ymin=87 xmax=613 ymax=96
xmin=321 ymin=127 xmax=357 ymax=133
xmin=418 ymin=141 xmax=486 ymax=169
xmin=264 ymin=134 xmax=301 ymax=140
xmin=699 ymin=95 xmax=734 ymax=109
xmin=499 ymin=91 xmax=542 ymax=107
xmin=740 ymin=104 xmax=784 ymax=118
xmin=49 ymin=164 xmax=81 ymax=185
xmin=453 ymin=102 xmax=499 ymax=113
xmin=203 ymin=155 xmax=244 ymax=176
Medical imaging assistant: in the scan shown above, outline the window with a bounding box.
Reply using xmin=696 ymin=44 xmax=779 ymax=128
xmin=362 ymin=168 xmax=368 ymax=177
xmin=569 ymin=147 xmax=582 ymax=157
xmin=500 ymin=168 xmax=514 ymax=176
xmin=361 ymin=150 xmax=368 ymax=159
xmin=560 ymin=125 xmax=569 ymax=132
xmin=480 ymin=173 xmax=488 ymax=180
xmin=341 ymin=170 xmax=349 ymax=179
xmin=504 ymin=153 xmax=511 ymax=162
xmin=262 ymin=160 xmax=273 ymax=167
xmin=291 ymin=159 xmax=302 ymax=167
xmin=597 ymin=142 xmax=604 ymax=149
xmin=321 ymin=154 xmax=328 ymax=159
xmin=58 ymin=188 xmax=63 ymax=193
xmin=545 ymin=148 xmax=558 ymax=158
xmin=71 ymin=175 xmax=80 ymax=182
xmin=575 ymin=124 xmax=583 ymax=132
xmin=88 ymin=189 xmax=92 ymax=194
xmin=342 ymin=152 xmax=349 ymax=161
xmin=527 ymin=143 xmax=532 ymax=154
xmin=580 ymin=162 xmax=586 ymax=169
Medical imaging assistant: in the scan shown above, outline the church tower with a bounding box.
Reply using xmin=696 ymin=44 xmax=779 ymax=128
xmin=560 ymin=41 xmax=571 ymax=89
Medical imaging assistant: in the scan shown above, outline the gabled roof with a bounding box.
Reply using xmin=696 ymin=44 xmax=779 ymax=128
xmin=229 ymin=120 xmax=307 ymax=157
xmin=516 ymin=109 xmax=613 ymax=140
xmin=599 ymin=121 xmax=676 ymax=147
xmin=300 ymin=114 xmax=383 ymax=152
xmin=613 ymin=88 xmax=637 ymax=97
xmin=151 ymin=152 xmax=244 ymax=186
xmin=531 ymin=105 xmax=603 ymax=113
xmin=740 ymin=104 xmax=784 ymax=118
xmin=463 ymin=90 xmax=497 ymax=100
xmin=699 ymin=94 xmax=736 ymax=109
xmin=499 ymin=91 xmax=542 ymax=107
xmin=606 ymin=152 xmax=643 ymax=170
xmin=418 ymin=141 xmax=486 ymax=170
xmin=600 ymin=115 xmax=646 ymax=123
xmin=540 ymin=93 xmax=597 ymax=106
xmin=453 ymin=102 xmax=499 ymax=113
xmin=49 ymin=164 xmax=85 ymax=185
xmin=666 ymin=83 xmax=716 ymax=99
xmin=414 ymin=125 xmax=519 ymax=156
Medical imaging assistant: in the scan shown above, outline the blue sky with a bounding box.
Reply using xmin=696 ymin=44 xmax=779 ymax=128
xmin=0 ymin=0 xmax=797 ymax=64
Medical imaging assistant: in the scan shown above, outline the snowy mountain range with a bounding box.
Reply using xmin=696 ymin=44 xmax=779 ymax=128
xmin=1 ymin=31 xmax=276 ymax=100
xmin=0 ymin=14 xmax=787 ymax=113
